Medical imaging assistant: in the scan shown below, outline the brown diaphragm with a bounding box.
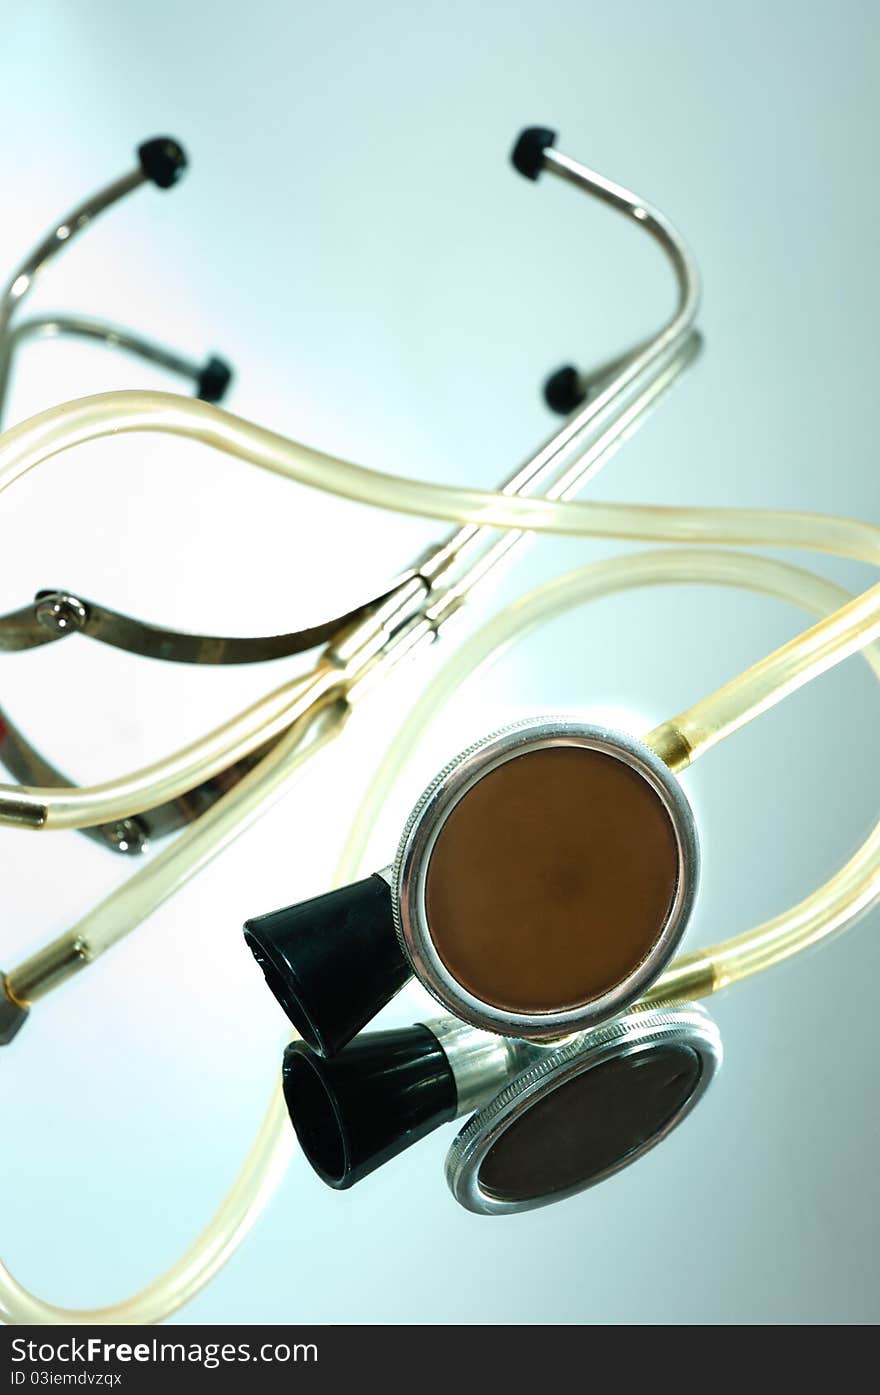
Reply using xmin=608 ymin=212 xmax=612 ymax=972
xmin=423 ymin=745 xmax=680 ymax=1014
xmin=478 ymin=1042 xmax=701 ymax=1201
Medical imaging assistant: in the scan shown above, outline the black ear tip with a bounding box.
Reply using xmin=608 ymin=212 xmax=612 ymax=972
xmin=242 ymin=874 xmax=410 ymax=1059
xmin=243 ymin=924 xmax=328 ymax=1054
xmin=511 ymin=126 xmax=557 ymax=180
xmin=544 ymin=364 xmax=587 ymax=414
xmin=138 ymin=136 xmax=188 ymax=189
xmin=196 ymin=356 xmax=233 ymax=404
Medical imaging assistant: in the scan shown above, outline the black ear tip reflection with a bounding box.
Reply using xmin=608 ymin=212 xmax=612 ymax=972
xmin=243 ymin=873 xmax=410 ymax=1058
xmin=283 ymin=1046 xmax=349 ymax=1187
xmin=283 ymin=1027 xmax=458 ymax=1190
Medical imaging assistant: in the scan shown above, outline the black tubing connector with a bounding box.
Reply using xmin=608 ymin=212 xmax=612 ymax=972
xmin=243 ymin=874 xmax=411 ymax=1058
xmin=511 ymin=126 xmax=557 ymax=180
xmin=282 ymin=1026 xmax=457 ymax=1189
xmin=195 ymin=356 xmax=233 ymax=404
xmin=138 ymin=137 xmax=188 ymax=189
xmin=544 ymin=364 xmax=587 ymax=414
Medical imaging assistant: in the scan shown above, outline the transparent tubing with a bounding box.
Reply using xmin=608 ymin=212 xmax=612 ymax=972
xmin=2 ymin=546 xmax=877 ymax=1325
xmin=1 ymin=389 xmax=879 ymax=831
xmin=80 ymin=700 xmax=348 ymax=960
xmin=646 ymin=580 xmax=880 ymax=769
xmin=0 ymin=660 xmax=342 ymax=832
xmin=5 ymin=693 xmax=349 ymax=1007
xmin=2 ymin=391 xmax=878 ymax=562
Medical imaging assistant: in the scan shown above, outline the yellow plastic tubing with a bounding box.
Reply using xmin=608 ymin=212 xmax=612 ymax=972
xmin=2 ymin=545 xmax=877 ymax=1324
xmin=1 ymin=388 xmax=879 ymax=830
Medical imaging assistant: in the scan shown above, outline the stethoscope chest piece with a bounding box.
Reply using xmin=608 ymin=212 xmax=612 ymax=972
xmin=393 ymin=718 xmax=699 ymax=1039
xmin=243 ymin=717 xmax=700 ymax=1056
xmin=445 ymin=1003 xmax=721 ymax=1215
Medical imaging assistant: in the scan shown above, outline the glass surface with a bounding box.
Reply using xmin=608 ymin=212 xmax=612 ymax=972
xmin=0 ymin=0 xmax=877 ymax=1324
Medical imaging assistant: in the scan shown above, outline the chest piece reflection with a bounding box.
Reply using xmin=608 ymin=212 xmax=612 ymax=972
xmin=282 ymin=1003 xmax=721 ymax=1212
xmin=446 ymin=1004 xmax=721 ymax=1214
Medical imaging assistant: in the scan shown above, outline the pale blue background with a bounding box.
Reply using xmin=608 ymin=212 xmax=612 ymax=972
xmin=0 ymin=0 xmax=878 ymax=1324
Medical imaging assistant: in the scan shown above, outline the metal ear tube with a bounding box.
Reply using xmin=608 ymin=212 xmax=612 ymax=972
xmin=0 ymin=134 xmax=233 ymax=430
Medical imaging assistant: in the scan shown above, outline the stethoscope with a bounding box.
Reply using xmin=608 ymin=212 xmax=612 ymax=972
xmin=245 ymin=648 xmax=873 ymax=1211
xmin=0 ymin=124 xmax=878 ymax=1323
